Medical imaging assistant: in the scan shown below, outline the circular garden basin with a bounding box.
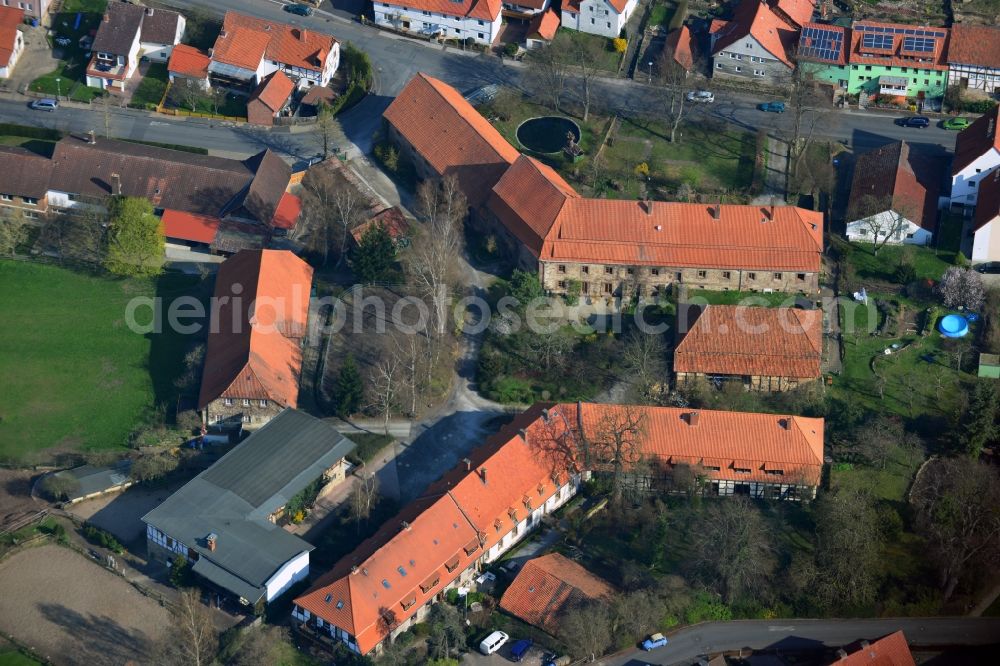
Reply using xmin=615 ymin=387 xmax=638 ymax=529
xmin=516 ymin=116 xmax=581 ymax=154
xmin=938 ymin=314 xmax=969 ymax=338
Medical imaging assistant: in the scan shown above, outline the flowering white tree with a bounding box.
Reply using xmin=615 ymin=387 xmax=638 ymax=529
xmin=937 ymin=267 xmax=985 ymax=311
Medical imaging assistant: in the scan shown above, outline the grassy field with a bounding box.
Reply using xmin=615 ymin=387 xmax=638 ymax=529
xmin=0 ymin=649 xmax=44 ymax=666
xmin=0 ymin=260 xmax=198 ymax=463
xmin=844 ymin=242 xmax=954 ymax=282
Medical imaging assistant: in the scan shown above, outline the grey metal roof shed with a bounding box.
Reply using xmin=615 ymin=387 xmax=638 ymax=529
xmin=142 ymin=409 xmax=355 ymax=604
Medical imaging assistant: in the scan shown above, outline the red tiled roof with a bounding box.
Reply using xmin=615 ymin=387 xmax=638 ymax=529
xmin=211 ymin=25 xmax=270 ymax=71
xmin=250 ymin=70 xmax=294 ymax=113
xmin=770 ymin=0 xmax=814 ymax=28
xmin=499 ymin=553 xmax=616 ymax=635
xmin=848 ymin=140 xmax=941 ymax=231
xmin=488 ymin=155 xmax=579 ymax=255
xmin=161 ymin=209 xmax=220 ymax=244
xmin=351 ymin=207 xmax=410 ymax=244
xmin=974 ymin=168 xmax=1000 ymax=232
xmin=198 ymin=250 xmax=313 ymax=409
xmin=571 ymin=402 xmax=825 ymax=486
xmin=216 ymin=12 xmax=338 ymax=73
xmin=381 ymin=0 xmax=501 ymax=21
xmin=0 ymin=6 xmax=22 ymax=66
xmin=383 ymin=73 xmax=519 ymax=207
xmin=167 ymin=44 xmax=210 ymax=79
xmin=527 ymin=9 xmax=560 ymax=41
xmin=948 ymin=24 xmax=1000 ymax=69
xmin=665 ymin=25 xmax=695 ymax=71
xmin=836 ymin=631 xmax=915 ymax=666
xmin=846 ymin=20 xmax=949 ymax=71
xmin=953 ymin=105 xmax=1000 ymax=175
xmin=298 ymin=401 xmax=824 ymax=654
xmin=674 ymin=305 xmax=822 ymax=379
xmin=710 ymin=19 xmax=729 ymax=35
xmin=539 ymin=200 xmax=824 ymax=272
xmin=607 ymin=0 xmax=630 ymax=13
xmin=712 ymin=1 xmax=798 ymax=67
xmin=271 ymin=191 xmax=301 ymax=230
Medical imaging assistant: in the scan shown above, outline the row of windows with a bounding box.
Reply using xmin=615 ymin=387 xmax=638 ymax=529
xmin=715 ymin=62 xmax=766 ymax=76
xmin=555 ymin=265 xmax=808 ymax=281
xmin=1 ymin=194 xmax=37 ymax=205
xmin=382 ymin=3 xmax=486 ymax=25
xmin=222 ymin=398 xmax=269 ymax=408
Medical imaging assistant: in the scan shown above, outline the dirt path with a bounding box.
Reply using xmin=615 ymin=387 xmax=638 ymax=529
xmin=0 ymin=544 xmax=171 ymax=666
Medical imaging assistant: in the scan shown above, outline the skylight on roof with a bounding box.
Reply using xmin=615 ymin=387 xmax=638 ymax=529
xmin=325 ymin=593 xmax=332 ymax=603
xmin=397 ymin=566 xmax=407 ymax=577
xmin=382 ymin=579 xmax=391 ymax=589
xmin=336 ymin=600 xmax=344 ymax=609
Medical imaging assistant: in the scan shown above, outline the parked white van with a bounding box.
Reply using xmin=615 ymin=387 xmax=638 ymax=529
xmin=479 ymin=630 xmax=509 ymax=655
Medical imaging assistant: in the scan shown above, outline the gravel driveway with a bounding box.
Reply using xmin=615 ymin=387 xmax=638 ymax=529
xmin=0 ymin=544 xmax=170 ymax=666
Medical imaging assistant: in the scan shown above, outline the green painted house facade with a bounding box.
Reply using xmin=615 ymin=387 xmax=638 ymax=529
xmin=798 ymin=22 xmax=950 ymax=99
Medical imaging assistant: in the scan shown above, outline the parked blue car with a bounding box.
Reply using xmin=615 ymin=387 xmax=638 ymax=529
xmin=509 ymin=638 xmax=532 ymax=661
xmin=641 ymin=633 xmax=669 ymax=650
xmin=757 ymin=101 xmax=786 ymax=113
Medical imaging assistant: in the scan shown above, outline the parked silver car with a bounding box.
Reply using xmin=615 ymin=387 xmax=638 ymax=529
xmin=685 ymin=90 xmax=715 ymax=103
xmin=30 ymin=98 xmax=59 ymax=111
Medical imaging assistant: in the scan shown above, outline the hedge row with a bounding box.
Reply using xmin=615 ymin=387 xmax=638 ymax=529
xmin=0 ymin=123 xmax=63 ymax=141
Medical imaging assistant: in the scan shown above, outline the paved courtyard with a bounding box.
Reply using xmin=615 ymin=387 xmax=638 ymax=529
xmin=0 ymin=544 xmax=170 ymax=666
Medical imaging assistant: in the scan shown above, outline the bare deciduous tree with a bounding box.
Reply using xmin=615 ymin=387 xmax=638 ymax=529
xmin=524 ymin=36 xmax=572 ymax=113
xmin=0 ymin=208 xmax=30 ymax=256
xmin=653 ymin=59 xmax=692 ymax=143
xmin=316 ymin=101 xmax=337 ymax=159
xmin=410 ymin=175 xmax=465 ymax=370
xmin=586 ymin=406 xmax=647 ymax=504
xmin=568 ymin=34 xmax=605 ymax=122
xmin=228 ymin=624 xmax=289 ymax=666
xmin=621 ymin=329 xmax=667 ymax=402
xmin=689 ymin=496 xmax=777 ymax=603
xmin=370 ymin=355 xmax=400 ymax=434
xmin=559 ymin=599 xmax=613 ymax=659
xmin=911 ymin=457 xmax=1000 ymax=601
xmin=351 ymin=473 xmax=380 ymax=531
xmin=848 ymin=194 xmax=917 ymax=256
xmin=785 ymin=67 xmax=837 ymax=182
xmin=157 ymin=588 xmax=218 ymax=666
xmin=333 ymin=187 xmax=362 ymax=269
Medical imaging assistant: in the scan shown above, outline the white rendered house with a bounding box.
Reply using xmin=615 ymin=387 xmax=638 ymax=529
xmin=951 ymin=107 xmax=1000 ymax=208
xmin=971 ymin=169 xmax=1000 ymax=263
xmin=374 ymin=0 xmax=503 ymax=46
xmin=561 ymin=0 xmax=638 ymax=39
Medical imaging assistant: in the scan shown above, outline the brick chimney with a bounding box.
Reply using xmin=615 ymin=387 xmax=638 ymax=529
xmin=299 ymin=28 xmax=308 ymax=42
xmin=87 ymin=130 xmax=96 ymax=144
xmin=146 ymin=7 xmax=154 ymax=16
xmin=478 ymin=467 xmax=487 ymax=484
xmin=710 ymin=203 xmax=721 ymax=220
xmin=206 ymin=532 xmax=218 ymax=551
xmin=779 ymin=418 xmax=790 ymax=430
xmin=687 ymin=411 xmax=700 ymax=426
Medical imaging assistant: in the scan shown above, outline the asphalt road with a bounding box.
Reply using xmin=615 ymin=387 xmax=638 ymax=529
xmin=599 ymin=617 xmax=1000 ymax=666
xmin=6 ymin=0 xmax=960 ymax=163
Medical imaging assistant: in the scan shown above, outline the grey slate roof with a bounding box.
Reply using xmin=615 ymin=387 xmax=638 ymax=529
xmin=142 ymin=409 xmax=355 ymax=601
xmin=56 ymin=461 xmax=132 ymax=501
xmin=0 ymin=147 xmax=54 ymax=199
xmin=92 ymin=1 xmax=145 ymax=56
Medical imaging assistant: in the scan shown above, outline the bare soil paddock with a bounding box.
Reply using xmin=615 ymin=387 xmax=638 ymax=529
xmin=0 ymin=544 xmax=170 ymax=665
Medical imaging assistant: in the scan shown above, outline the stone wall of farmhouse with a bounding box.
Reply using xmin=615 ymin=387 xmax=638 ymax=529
xmin=386 ymin=124 xmax=439 ymax=182
xmin=203 ymin=398 xmax=285 ymax=429
xmin=540 ymin=261 xmax=819 ymax=298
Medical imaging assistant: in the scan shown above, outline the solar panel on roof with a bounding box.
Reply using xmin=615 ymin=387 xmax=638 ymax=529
xmin=862 ymin=33 xmax=893 ymax=49
xmin=799 ymin=26 xmax=844 ymax=62
xmin=902 ymin=36 xmax=936 ymax=52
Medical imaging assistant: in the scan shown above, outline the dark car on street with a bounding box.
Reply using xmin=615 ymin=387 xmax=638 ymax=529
xmin=757 ymin=101 xmax=785 ymax=113
xmin=975 ymin=262 xmax=1000 ymax=274
xmin=895 ymin=115 xmax=930 ymax=128
xmin=284 ymin=3 xmax=314 ymax=15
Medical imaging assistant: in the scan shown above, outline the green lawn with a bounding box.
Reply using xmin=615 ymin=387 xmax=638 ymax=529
xmin=686 ymin=289 xmax=803 ymax=307
xmin=844 ymin=242 xmax=954 ymax=282
xmin=556 ymin=28 xmax=621 ymax=73
xmin=936 ymin=212 xmax=964 ymax=256
xmin=647 ymin=2 xmax=676 ymax=29
xmin=163 ymin=85 xmax=248 ymax=118
xmin=0 ymin=260 xmax=198 ymax=463
xmin=129 ymin=63 xmax=168 ymax=109
xmin=0 ymin=650 xmax=44 ymax=666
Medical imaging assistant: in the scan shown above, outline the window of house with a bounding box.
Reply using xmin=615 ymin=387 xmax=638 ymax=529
xmin=581 ymin=266 xmax=589 ymax=274
xmin=0 ymin=194 xmax=11 ymax=201
xmin=557 ymin=264 xmax=566 ymax=273
xmin=606 ymin=22 xmax=611 ymax=28
xmin=734 ymin=467 xmax=751 ymax=474
xmin=745 ymin=42 xmax=752 ymax=48
xmin=651 ymin=268 xmax=659 ymax=276
xmin=242 ymin=415 xmax=251 ymax=423
xmin=224 ymin=398 xmax=233 ymax=406
xmin=704 ymin=465 xmax=721 ymax=471
xmin=603 ymin=283 xmax=613 ymax=294
xmin=924 ymin=79 xmax=929 ymax=85
xmin=675 ymin=272 xmax=682 ymax=281
xmin=697 ymin=270 xmax=706 ymax=278
xmin=722 ymin=271 xmax=731 ymax=280
xmin=478 ymin=20 xmax=484 ymax=25
xmin=851 ymin=64 xmax=858 ymax=70
xmin=906 ymin=232 xmax=915 ymax=239
xmin=976 ymin=169 xmax=982 ymax=174
xmin=22 ymin=197 xmax=37 ymax=205
xmin=24 ymin=211 xmax=38 ymax=219
xmin=773 ymin=272 xmax=782 ymax=280
xmin=478 ymin=33 xmax=484 ymax=39
xmin=604 ymin=266 xmax=613 ymax=274
xmin=970 ymin=181 xmax=977 ymax=188
xmin=557 ymin=280 xmax=566 ymax=289
xmin=754 ymin=69 xmax=765 ymax=77
xmin=626 ymin=267 xmax=634 ymax=275
xmin=797 ymin=273 xmax=806 ymax=281
xmin=590 ymin=18 xmax=594 ymax=24
xmin=747 ymin=272 xmax=756 ymax=280
xmin=734 ymin=66 xmax=742 ymax=72
xmin=581 ymin=282 xmax=589 ymax=294
xmin=242 ymin=399 xmax=250 ymax=406
xmin=716 ymin=62 xmax=722 ymax=69
xmin=259 ymin=400 xmax=268 ymax=407
xmin=864 ymin=65 xmax=872 ymax=71
xmin=422 ymin=10 xmax=429 ymax=14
